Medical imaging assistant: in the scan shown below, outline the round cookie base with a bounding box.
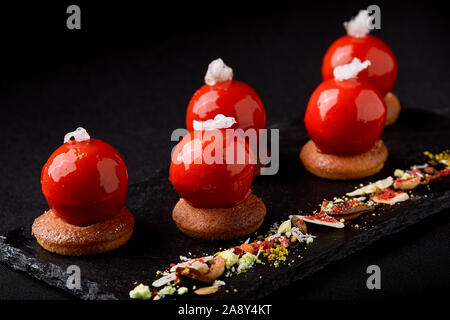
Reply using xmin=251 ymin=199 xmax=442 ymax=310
xmin=172 ymin=193 xmax=266 ymax=240
xmin=32 ymin=207 xmax=134 ymax=256
xmin=300 ymin=140 xmax=388 ymax=180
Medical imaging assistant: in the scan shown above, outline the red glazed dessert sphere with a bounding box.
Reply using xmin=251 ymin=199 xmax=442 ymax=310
xmin=304 ymin=77 xmax=387 ymax=156
xmin=169 ymin=129 xmax=255 ymax=208
xmin=186 ymin=80 xmax=266 ymax=132
xmin=322 ymin=35 xmax=398 ymax=96
xmin=41 ymin=138 xmax=128 ymax=226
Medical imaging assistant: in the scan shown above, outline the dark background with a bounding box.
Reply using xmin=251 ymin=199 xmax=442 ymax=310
xmin=0 ymin=0 xmax=449 ymax=299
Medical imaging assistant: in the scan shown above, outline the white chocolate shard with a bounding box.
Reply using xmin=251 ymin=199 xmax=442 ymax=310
xmin=346 ymin=176 xmax=393 ymax=197
xmin=152 ymin=273 xmax=177 ymax=288
xmin=63 ymin=127 xmax=90 ymax=143
xmin=344 ymin=10 xmax=371 ymax=38
xmin=193 ymin=114 xmax=236 ymax=131
xmin=212 ymin=280 xmax=226 ymax=288
xmin=300 ymin=216 xmax=345 ymax=229
xmin=204 ymin=58 xmax=233 ymax=86
xmin=333 ymin=58 xmax=371 ymax=81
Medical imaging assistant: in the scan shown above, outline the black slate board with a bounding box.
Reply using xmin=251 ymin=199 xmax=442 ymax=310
xmin=0 ymin=108 xmax=449 ymax=300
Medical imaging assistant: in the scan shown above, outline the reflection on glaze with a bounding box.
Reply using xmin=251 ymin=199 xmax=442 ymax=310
xmin=234 ymin=95 xmax=261 ymax=128
xmin=355 ymin=90 xmax=385 ymax=122
xmin=192 ymin=91 xmax=220 ymax=118
xmin=330 ymin=45 xmax=353 ymax=66
xmin=97 ymin=158 xmax=120 ymax=194
xmin=317 ymin=89 xmax=339 ymax=121
xmin=177 ymin=138 xmax=203 ymax=170
xmin=48 ymin=148 xmax=78 ymax=182
xmin=366 ymin=46 xmax=395 ymax=77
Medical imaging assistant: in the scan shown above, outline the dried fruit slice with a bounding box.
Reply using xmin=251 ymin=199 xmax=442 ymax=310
xmin=393 ymin=176 xmax=421 ymax=190
xmin=175 ymin=256 xmax=225 ymax=282
xmin=346 ymin=176 xmax=393 ymax=197
xmin=300 ymin=213 xmax=345 ymax=229
xmin=320 ymin=200 xmax=374 ymax=217
xmin=371 ymin=189 xmax=409 ymax=205
xmin=169 ymin=256 xmax=214 ymax=272
xmin=423 ymin=166 xmax=436 ymax=174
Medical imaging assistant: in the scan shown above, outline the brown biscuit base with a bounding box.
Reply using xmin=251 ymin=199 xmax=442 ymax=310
xmin=172 ymin=193 xmax=266 ymax=240
xmin=32 ymin=207 xmax=134 ymax=256
xmin=300 ymin=140 xmax=388 ymax=180
xmin=384 ymin=92 xmax=401 ymax=126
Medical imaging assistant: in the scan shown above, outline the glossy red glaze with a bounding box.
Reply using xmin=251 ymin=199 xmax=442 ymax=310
xmin=169 ymin=129 xmax=255 ymax=208
xmin=304 ymin=77 xmax=386 ymax=155
xmin=322 ymin=35 xmax=398 ymax=96
xmin=186 ymin=80 xmax=266 ymax=132
xmin=41 ymin=138 xmax=128 ymax=226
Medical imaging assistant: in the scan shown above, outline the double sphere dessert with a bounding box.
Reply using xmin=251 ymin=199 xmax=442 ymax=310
xmin=301 ymin=9 xmax=399 ymax=180
xmin=321 ymin=9 xmax=400 ymax=126
xmin=301 ymin=58 xmax=389 ymax=180
xmin=170 ymin=59 xmax=268 ymax=239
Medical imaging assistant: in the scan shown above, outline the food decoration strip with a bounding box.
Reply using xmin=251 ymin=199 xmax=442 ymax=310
xmin=129 ymin=150 xmax=450 ymax=300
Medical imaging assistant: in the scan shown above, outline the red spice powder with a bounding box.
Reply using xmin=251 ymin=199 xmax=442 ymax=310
xmin=376 ymin=189 xmax=397 ymax=200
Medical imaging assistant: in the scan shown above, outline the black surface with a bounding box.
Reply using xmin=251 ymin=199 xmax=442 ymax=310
xmin=0 ymin=1 xmax=449 ymax=300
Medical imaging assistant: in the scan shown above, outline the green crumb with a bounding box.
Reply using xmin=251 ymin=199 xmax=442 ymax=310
xmin=237 ymin=252 xmax=258 ymax=272
xmin=159 ymin=285 xmax=176 ymax=297
xmin=219 ymin=250 xmax=240 ymax=269
xmin=177 ymin=287 xmax=188 ymax=295
xmin=129 ymin=283 xmax=151 ymax=300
